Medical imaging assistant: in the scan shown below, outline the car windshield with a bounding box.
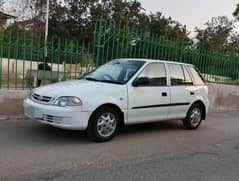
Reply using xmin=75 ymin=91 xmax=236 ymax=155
xmin=84 ymin=59 xmax=145 ymax=84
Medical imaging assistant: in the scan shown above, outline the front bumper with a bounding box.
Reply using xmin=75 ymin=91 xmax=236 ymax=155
xmin=23 ymin=98 xmax=92 ymax=130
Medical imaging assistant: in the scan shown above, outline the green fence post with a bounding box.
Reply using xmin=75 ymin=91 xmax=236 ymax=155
xmin=0 ymin=30 xmax=4 ymax=89
xmin=128 ymin=27 xmax=134 ymax=58
xmin=101 ymin=22 xmax=106 ymax=63
xmin=7 ymin=30 xmax=12 ymax=89
xmin=156 ymin=36 xmax=162 ymax=59
xmin=75 ymin=41 xmax=79 ymax=79
xmin=63 ymin=39 xmax=67 ymax=80
xmin=86 ymin=43 xmax=91 ymax=73
xmin=50 ymin=37 xmax=54 ymax=82
xmin=57 ymin=38 xmax=61 ymax=82
xmin=29 ymin=32 xmax=34 ymax=89
xmin=14 ymin=31 xmax=19 ymax=90
xmin=69 ymin=40 xmax=73 ymax=80
xmin=120 ymin=26 xmax=126 ymax=58
xmin=22 ymin=31 xmax=26 ymax=90
xmin=105 ymin=21 xmax=111 ymax=62
xmin=116 ymin=25 xmax=121 ymax=59
xmin=36 ymin=35 xmax=41 ymax=88
xmin=133 ymin=28 xmax=139 ymax=58
xmin=82 ymin=42 xmax=85 ymax=75
xmin=96 ymin=17 xmax=103 ymax=67
xmin=111 ymin=21 xmax=116 ymax=60
xmin=153 ymin=34 xmax=158 ymax=59
xmin=141 ymin=32 xmax=146 ymax=58
xmin=137 ymin=29 xmax=143 ymax=58
xmin=124 ymin=26 xmax=130 ymax=58
xmin=149 ymin=33 xmax=155 ymax=59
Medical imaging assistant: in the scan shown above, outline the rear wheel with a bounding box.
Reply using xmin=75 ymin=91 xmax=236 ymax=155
xmin=87 ymin=106 xmax=119 ymax=142
xmin=183 ymin=103 xmax=203 ymax=129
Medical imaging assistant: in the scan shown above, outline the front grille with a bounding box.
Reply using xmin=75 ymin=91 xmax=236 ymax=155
xmin=44 ymin=114 xmax=54 ymax=122
xmin=42 ymin=114 xmax=62 ymax=124
xmin=32 ymin=93 xmax=52 ymax=103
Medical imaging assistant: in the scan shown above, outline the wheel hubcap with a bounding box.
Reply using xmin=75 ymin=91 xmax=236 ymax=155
xmin=97 ymin=112 xmax=116 ymax=137
xmin=190 ymin=107 xmax=201 ymax=127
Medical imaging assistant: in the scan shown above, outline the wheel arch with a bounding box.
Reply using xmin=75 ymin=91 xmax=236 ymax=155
xmin=189 ymin=100 xmax=206 ymax=120
xmin=88 ymin=103 xmax=125 ymax=129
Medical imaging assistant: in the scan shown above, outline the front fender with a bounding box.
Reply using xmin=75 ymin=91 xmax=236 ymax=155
xmin=81 ymin=95 xmax=127 ymax=112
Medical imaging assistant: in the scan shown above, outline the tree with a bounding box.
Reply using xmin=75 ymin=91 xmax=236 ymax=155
xmin=147 ymin=12 xmax=189 ymax=41
xmin=195 ymin=16 xmax=234 ymax=51
xmin=7 ymin=0 xmax=191 ymax=44
xmin=0 ymin=0 xmax=4 ymax=27
xmin=48 ymin=0 xmax=69 ymax=38
xmin=227 ymin=33 xmax=239 ymax=53
xmin=233 ymin=3 xmax=239 ymax=21
xmin=0 ymin=0 xmax=3 ymax=9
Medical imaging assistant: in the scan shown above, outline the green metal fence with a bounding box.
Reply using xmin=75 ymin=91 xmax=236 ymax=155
xmin=0 ymin=17 xmax=239 ymax=90
xmin=94 ymin=18 xmax=239 ymax=84
xmin=0 ymin=29 xmax=95 ymax=90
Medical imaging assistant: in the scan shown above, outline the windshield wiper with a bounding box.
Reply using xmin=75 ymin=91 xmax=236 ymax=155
xmin=85 ymin=77 xmax=123 ymax=84
xmin=84 ymin=77 xmax=100 ymax=82
xmin=99 ymin=80 xmax=123 ymax=85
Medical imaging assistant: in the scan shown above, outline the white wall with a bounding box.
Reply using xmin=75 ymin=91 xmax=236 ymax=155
xmin=0 ymin=58 xmax=64 ymax=74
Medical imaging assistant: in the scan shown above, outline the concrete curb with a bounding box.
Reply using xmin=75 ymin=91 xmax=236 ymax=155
xmin=0 ymin=115 xmax=26 ymax=121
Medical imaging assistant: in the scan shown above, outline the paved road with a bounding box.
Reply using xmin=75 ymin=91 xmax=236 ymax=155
xmin=1 ymin=111 xmax=239 ymax=181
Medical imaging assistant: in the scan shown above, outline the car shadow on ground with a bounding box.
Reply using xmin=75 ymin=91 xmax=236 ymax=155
xmin=121 ymin=120 xmax=184 ymax=135
xmin=24 ymin=120 xmax=185 ymax=144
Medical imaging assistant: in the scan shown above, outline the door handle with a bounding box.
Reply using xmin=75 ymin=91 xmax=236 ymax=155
xmin=190 ymin=91 xmax=195 ymax=95
xmin=162 ymin=92 xmax=167 ymax=97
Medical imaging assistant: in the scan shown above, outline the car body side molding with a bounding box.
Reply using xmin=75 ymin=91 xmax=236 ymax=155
xmin=132 ymin=102 xmax=190 ymax=109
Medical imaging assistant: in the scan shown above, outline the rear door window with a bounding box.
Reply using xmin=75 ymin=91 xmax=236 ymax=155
xmin=168 ymin=64 xmax=191 ymax=86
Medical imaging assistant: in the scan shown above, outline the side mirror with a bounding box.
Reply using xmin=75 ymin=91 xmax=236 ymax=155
xmin=132 ymin=77 xmax=150 ymax=87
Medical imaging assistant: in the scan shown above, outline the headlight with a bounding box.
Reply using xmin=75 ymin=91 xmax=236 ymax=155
xmin=52 ymin=96 xmax=82 ymax=107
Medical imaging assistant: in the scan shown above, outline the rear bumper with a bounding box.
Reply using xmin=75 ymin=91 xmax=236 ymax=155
xmin=23 ymin=98 xmax=92 ymax=130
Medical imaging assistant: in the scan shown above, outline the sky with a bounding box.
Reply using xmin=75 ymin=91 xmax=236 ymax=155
xmin=138 ymin=0 xmax=238 ymax=35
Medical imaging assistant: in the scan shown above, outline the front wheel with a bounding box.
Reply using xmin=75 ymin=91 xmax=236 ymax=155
xmin=183 ymin=104 xmax=203 ymax=129
xmin=87 ymin=107 xmax=119 ymax=142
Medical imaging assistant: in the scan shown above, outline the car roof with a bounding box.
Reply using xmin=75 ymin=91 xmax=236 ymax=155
xmin=118 ymin=58 xmax=194 ymax=67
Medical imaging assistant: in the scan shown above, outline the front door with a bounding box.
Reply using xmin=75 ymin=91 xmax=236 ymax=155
xmin=127 ymin=62 xmax=170 ymax=124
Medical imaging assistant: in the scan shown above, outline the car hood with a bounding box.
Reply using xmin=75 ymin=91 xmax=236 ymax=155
xmin=33 ymin=79 xmax=125 ymax=98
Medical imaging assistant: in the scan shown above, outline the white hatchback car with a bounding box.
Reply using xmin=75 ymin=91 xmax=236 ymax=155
xmin=24 ymin=59 xmax=209 ymax=142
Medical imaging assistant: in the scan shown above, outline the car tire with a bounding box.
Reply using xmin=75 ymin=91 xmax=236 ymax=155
xmin=87 ymin=106 xmax=120 ymax=142
xmin=183 ymin=103 xmax=203 ymax=129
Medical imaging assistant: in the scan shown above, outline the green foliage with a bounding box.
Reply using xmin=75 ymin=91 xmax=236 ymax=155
xmin=233 ymin=3 xmax=239 ymax=20
xmin=147 ymin=12 xmax=190 ymax=41
xmin=195 ymin=16 xmax=234 ymax=51
xmin=48 ymin=0 xmax=70 ymax=38
xmin=6 ymin=0 xmax=239 ymax=54
xmin=227 ymin=34 xmax=239 ymax=53
xmin=45 ymin=0 xmax=190 ymax=42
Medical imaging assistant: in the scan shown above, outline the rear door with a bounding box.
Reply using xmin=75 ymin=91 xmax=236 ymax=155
xmin=127 ymin=62 xmax=170 ymax=124
xmin=167 ymin=63 xmax=197 ymax=119
xmin=187 ymin=66 xmax=209 ymax=111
